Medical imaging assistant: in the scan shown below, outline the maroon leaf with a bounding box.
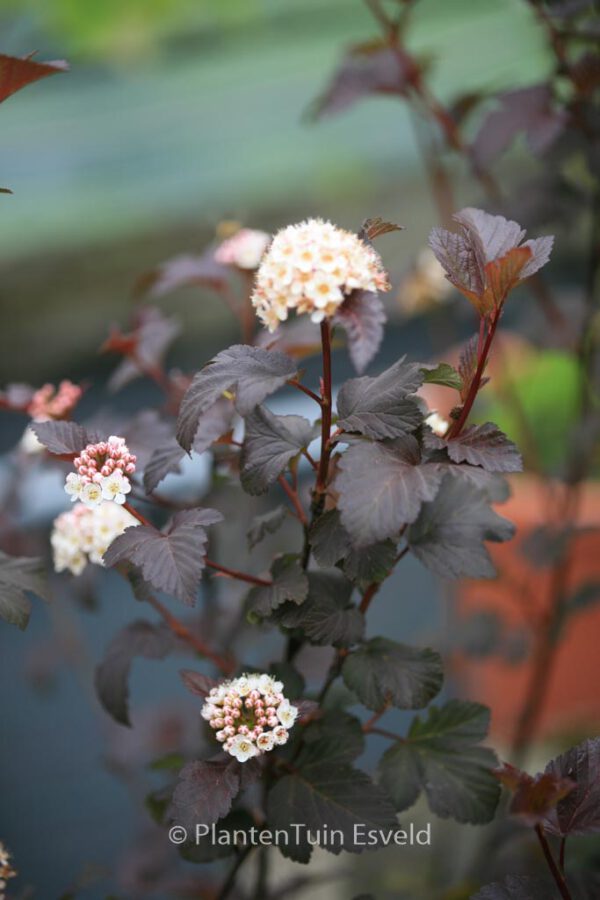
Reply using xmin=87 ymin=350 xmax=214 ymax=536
xmin=436 ymin=423 xmax=522 ymax=473
xmin=311 ymin=42 xmax=416 ymax=119
xmin=0 ymin=53 xmax=68 ymax=104
xmin=170 ymin=756 xmax=261 ymax=830
xmin=143 ymin=400 xmax=233 ymax=493
xmin=176 ymin=345 xmax=297 ymax=452
xmin=135 ymin=251 xmax=230 ymax=299
xmin=95 ymin=620 xmax=176 ymax=726
xmin=336 ymin=435 xmax=444 ymax=547
xmin=429 ymin=208 xmax=553 ymax=313
xmin=544 ymin=737 xmax=600 ymax=837
xmin=30 ymin=419 xmax=98 ymax=455
xmin=472 ymin=85 xmax=566 ymax=169
xmin=103 ymin=508 xmax=223 ymax=605
xmin=104 ymin=307 xmax=181 ymax=392
xmin=336 ymin=357 xmax=423 ymax=439
xmin=334 ymin=291 xmax=387 ymax=373
xmin=179 ymin=668 xmax=219 ymax=698
xmin=495 ymin=762 xmax=574 ymax=827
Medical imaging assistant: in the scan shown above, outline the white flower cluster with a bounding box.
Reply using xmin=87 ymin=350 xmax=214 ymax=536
xmin=0 ymin=842 xmax=16 ymax=899
xmin=425 ymin=411 xmax=450 ymax=437
xmin=251 ymin=218 xmax=390 ymax=332
xmin=51 ymin=502 xmax=139 ymax=575
xmin=214 ymin=228 xmax=270 ymax=270
xmin=64 ymin=435 xmax=136 ymax=509
xmin=202 ymin=673 xmax=298 ymax=762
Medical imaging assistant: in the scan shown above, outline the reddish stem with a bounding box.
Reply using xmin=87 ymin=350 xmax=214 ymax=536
xmin=447 ymin=309 xmax=501 ymax=439
xmin=206 ymin=559 xmax=272 ymax=588
xmin=123 ymin=501 xmax=152 ymax=526
xmin=534 ymin=825 xmax=573 ymax=900
xmin=287 ymin=379 xmax=322 ymax=406
xmin=146 ymin=593 xmax=234 ymax=674
xmin=315 ymin=321 xmax=333 ymax=496
xmin=278 ymin=475 xmax=308 ymax=526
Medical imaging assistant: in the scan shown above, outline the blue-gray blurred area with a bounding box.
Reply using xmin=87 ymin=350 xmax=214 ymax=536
xmin=0 ymin=1 xmax=552 ymax=897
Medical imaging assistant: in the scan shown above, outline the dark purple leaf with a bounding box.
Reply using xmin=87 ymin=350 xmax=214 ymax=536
xmin=0 ymin=550 xmax=49 ymax=631
xmin=107 ymin=307 xmax=180 ymax=392
xmin=408 ymin=475 xmax=515 ymax=578
xmin=472 ymin=85 xmax=566 ymax=169
xmin=333 ymin=290 xmax=387 ymax=373
xmin=440 ymin=423 xmax=523 ymax=472
xmin=30 ymin=419 xmax=98 ymax=455
xmin=0 ymin=53 xmax=68 ymax=104
xmin=336 ymin=357 xmax=423 ymax=439
xmin=170 ymin=756 xmax=262 ymax=830
xmin=275 ymin=571 xmax=364 ymax=647
xmin=136 ymin=251 xmax=230 ymax=298
xmin=379 ymin=701 xmax=500 ymax=823
xmin=336 ymin=436 xmax=443 ymax=546
xmin=246 ymin=555 xmax=308 ymax=617
xmin=177 ymin=345 xmax=297 ymax=451
xmin=95 ymin=620 xmax=176 ymax=725
xmin=312 ymin=42 xmax=414 ymax=119
xmin=544 ymin=737 xmax=600 ymax=837
xmin=247 ymin=505 xmax=287 ymax=550
xmin=179 ymin=668 xmax=219 ymax=698
xmin=342 ymin=638 xmax=443 ymax=710
xmin=241 ymin=406 xmax=317 ymax=495
xmin=104 ymin=508 xmax=223 ymax=605
xmin=143 ymin=400 xmax=233 ymax=493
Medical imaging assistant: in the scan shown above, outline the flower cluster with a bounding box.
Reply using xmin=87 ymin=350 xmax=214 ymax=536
xmin=51 ymin=502 xmax=139 ymax=575
xmin=27 ymin=379 xmax=82 ymax=421
xmin=214 ymin=228 xmax=270 ymax=270
xmin=201 ymin=673 xmax=298 ymax=762
xmin=0 ymin=842 xmax=16 ymax=899
xmin=64 ymin=435 xmax=136 ymax=508
xmin=425 ymin=411 xmax=450 ymax=437
xmin=251 ymin=218 xmax=390 ymax=331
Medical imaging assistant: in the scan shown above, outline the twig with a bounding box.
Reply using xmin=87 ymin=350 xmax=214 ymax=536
xmin=206 ymin=559 xmax=273 ymax=588
xmin=287 ymin=379 xmax=322 ymax=405
xmin=315 ymin=321 xmax=333 ymax=499
xmin=447 ymin=308 xmax=501 ymax=438
xmin=534 ymin=825 xmax=573 ymax=900
xmin=278 ymin=475 xmax=308 ymax=525
xmin=145 ymin=593 xmax=235 ymax=674
xmin=217 ymin=845 xmax=255 ymax=900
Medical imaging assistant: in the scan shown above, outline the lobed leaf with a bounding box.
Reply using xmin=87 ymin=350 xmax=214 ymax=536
xmin=408 ymin=475 xmax=515 ymax=579
xmin=177 ymin=345 xmax=297 ymax=451
xmin=421 ymin=363 xmax=463 ymax=391
xmin=247 ymin=505 xmax=287 ymax=550
xmin=241 ymin=406 xmax=317 ymax=495
xmin=276 ymin=571 xmax=364 ymax=647
xmin=435 ymin=423 xmax=522 ymax=473
xmin=136 ymin=251 xmax=230 ymax=299
xmin=342 ymin=637 xmax=443 ymax=710
xmin=336 ymin=357 xmax=423 ymax=440
xmin=543 ymin=737 xmax=600 ymax=837
xmin=333 ymin=290 xmax=386 ymax=373
xmin=104 ymin=508 xmax=223 ymax=605
xmin=0 ymin=550 xmax=49 ymax=631
xmin=336 ymin=436 xmax=443 ymax=547
xmin=95 ymin=620 xmax=175 ymax=725
xmin=246 ymin=555 xmax=308 ymax=617
xmin=379 ymin=700 xmax=500 ymax=824
xmin=31 ymin=419 xmax=99 ymax=455
xmin=170 ymin=757 xmax=261 ymax=831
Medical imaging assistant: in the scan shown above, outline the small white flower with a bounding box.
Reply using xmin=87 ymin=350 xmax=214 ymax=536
xmin=256 ymin=732 xmax=275 ymax=752
xmin=229 ymin=734 xmax=258 ymax=763
xmin=235 ymin=677 xmax=251 ymax=697
xmin=81 ymin=482 xmax=103 ymax=508
xmin=425 ymin=411 xmax=450 ymax=437
xmin=107 ymin=435 xmax=126 ymax=447
xmin=277 ymin=702 xmax=298 ymax=728
xmin=272 ymin=726 xmax=289 ymax=746
xmin=64 ymin=472 xmax=83 ymax=502
xmin=101 ymin=471 xmax=131 ymax=505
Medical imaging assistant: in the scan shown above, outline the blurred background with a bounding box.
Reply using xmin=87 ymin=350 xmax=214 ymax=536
xmin=1 ymin=0 xmax=599 ymax=897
